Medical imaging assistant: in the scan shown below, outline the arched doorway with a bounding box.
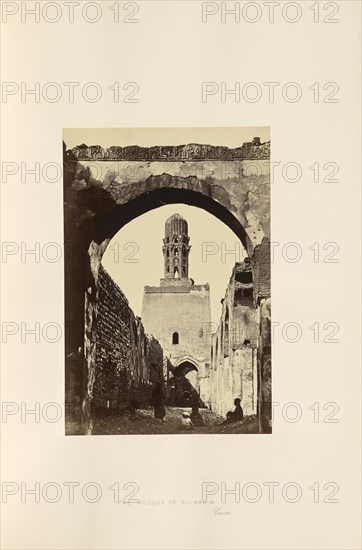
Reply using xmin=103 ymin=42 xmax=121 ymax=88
xmin=174 ymin=360 xmax=198 ymax=378
xmin=169 ymin=359 xmax=200 ymax=407
xmin=64 ymin=149 xmax=271 ymax=434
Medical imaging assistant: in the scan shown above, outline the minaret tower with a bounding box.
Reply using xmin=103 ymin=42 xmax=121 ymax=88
xmin=162 ymin=214 xmax=191 ymax=279
xmin=142 ymin=212 xmax=211 ymax=406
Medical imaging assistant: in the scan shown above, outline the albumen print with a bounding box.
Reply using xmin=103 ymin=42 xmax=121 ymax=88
xmin=63 ymin=128 xmax=271 ymax=435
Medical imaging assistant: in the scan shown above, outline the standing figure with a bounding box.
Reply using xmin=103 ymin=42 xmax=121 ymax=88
xmin=151 ymin=383 xmax=166 ymax=420
xmin=190 ymin=404 xmax=204 ymax=427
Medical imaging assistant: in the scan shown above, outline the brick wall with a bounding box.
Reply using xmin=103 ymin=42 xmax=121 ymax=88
xmin=93 ymin=265 xmax=163 ymax=411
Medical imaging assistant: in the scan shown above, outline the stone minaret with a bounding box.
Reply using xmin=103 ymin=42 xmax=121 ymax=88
xmin=143 ymin=213 xmax=211 ymax=406
xmin=162 ymin=214 xmax=191 ymax=279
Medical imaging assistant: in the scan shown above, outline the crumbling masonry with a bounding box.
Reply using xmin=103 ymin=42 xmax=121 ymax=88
xmin=64 ymin=137 xmax=271 ymax=434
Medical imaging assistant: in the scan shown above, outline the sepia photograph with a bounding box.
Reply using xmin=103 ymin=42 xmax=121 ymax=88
xmin=2 ymin=1 xmax=361 ymax=548
xmin=63 ymin=128 xmax=271 ymax=436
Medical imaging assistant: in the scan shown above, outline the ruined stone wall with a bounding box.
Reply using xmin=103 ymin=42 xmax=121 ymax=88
xmin=66 ymin=156 xmax=270 ymax=267
xmin=63 ymin=139 xmax=271 ymax=432
xmin=209 ymin=260 xmax=259 ymax=416
xmin=71 ymin=140 xmax=270 ymax=162
xmin=93 ymin=265 xmax=163 ymax=411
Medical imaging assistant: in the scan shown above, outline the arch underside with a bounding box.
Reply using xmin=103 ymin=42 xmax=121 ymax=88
xmin=64 ymin=160 xmax=271 ymax=432
xmin=93 ymin=184 xmax=254 ymax=259
xmin=174 ymin=360 xmax=198 ymax=378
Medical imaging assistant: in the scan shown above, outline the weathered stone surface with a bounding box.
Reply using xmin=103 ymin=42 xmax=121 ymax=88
xmin=72 ymin=139 xmax=270 ymax=161
xmin=94 ymin=265 xmax=163 ymax=410
xmin=141 ymin=212 xmax=212 ymax=407
xmin=142 ymin=281 xmax=211 ymax=401
xmin=258 ymin=297 xmax=272 ymax=433
xmin=209 ymin=260 xmax=259 ymax=417
xmin=66 ymin=264 xmax=164 ymax=434
xmin=63 ymin=139 xmax=271 ymax=433
xmin=66 ymin=160 xmax=270 ymax=260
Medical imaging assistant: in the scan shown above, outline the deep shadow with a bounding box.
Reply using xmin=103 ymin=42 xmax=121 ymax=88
xmin=94 ymin=181 xmax=252 ymax=255
xmin=64 ymin=149 xmax=270 ymax=433
xmin=166 ymin=376 xmax=205 ymax=408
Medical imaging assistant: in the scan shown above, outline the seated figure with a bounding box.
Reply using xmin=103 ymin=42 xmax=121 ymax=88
xmin=222 ymin=398 xmax=244 ymax=425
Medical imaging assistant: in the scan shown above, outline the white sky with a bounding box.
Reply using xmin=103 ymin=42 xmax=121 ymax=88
xmin=102 ymin=204 xmax=246 ymax=325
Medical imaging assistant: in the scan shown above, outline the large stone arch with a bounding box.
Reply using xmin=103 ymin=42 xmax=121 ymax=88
xmin=64 ymin=145 xmax=271 ymax=433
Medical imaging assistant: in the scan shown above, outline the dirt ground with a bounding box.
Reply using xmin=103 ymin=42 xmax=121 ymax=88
xmin=92 ymin=406 xmax=260 ymax=435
